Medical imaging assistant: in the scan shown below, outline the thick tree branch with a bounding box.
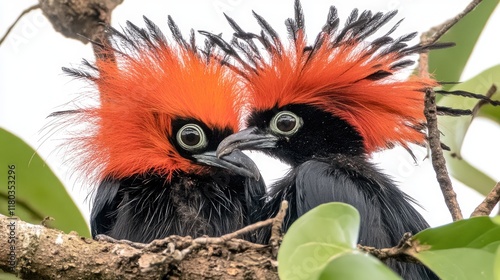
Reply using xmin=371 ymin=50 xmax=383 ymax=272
xmin=0 ymin=214 xmax=279 ymax=279
xmin=0 ymin=201 xmax=288 ymax=279
xmin=38 ymin=0 xmax=122 ymax=44
xmin=37 ymin=0 xmax=123 ymax=62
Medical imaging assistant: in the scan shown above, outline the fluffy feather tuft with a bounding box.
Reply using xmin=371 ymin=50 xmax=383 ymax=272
xmin=205 ymin=0 xmax=449 ymax=153
xmin=60 ymin=17 xmax=244 ymax=181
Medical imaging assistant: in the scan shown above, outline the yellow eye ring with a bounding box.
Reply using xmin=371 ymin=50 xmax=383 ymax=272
xmin=176 ymin=124 xmax=208 ymax=151
xmin=270 ymin=111 xmax=303 ymax=136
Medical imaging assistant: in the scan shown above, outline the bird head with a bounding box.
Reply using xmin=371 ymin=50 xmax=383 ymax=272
xmin=62 ymin=16 xmax=259 ymax=182
xmin=210 ymin=1 xmax=448 ymax=165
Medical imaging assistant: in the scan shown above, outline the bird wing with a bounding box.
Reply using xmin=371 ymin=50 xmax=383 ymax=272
xmin=293 ymin=159 xmax=436 ymax=279
xmin=294 ymin=159 xmax=429 ymax=246
xmin=90 ymin=178 xmax=122 ymax=238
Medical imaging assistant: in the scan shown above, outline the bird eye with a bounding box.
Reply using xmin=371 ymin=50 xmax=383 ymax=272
xmin=270 ymin=111 xmax=302 ymax=136
xmin=176 ymin=124 xmax=208 ymax=151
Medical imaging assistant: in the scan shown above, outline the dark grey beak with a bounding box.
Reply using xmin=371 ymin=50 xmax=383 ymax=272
xmin=216 ymin=127 xmax=278 ymax=157
xmin=193 ymin=149 xmax=260 ymax=181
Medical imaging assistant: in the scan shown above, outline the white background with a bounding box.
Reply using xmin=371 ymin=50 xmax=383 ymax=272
xmin=1 ymin=0 xmax=499 ymax=229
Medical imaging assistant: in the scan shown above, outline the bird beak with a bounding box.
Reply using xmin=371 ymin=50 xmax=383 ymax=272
xmin=193 ymin=149 xmax=261 ymax=181
xmin=217 ymin=127 xmax=278 ymax=157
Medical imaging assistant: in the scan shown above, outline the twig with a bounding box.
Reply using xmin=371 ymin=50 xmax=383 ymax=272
xmin=270 ymin=200 xmax=289 ymax=257
xmin=0 ymin=4 xmax=40 ymax=46
xmin=96 ymin=201 xmax=290 ymax=261
xmin=177 ymin=200 xmax=289 ymax=259
xmin=357 ymin=233 xmax=420 ymax=264
xmin=95 ymin=234 xmax=148 ymax=249
xmin=198 ymin=217 xmax=277 ymax=244
xmin=424 ymin=88 xmax=464 ymax=221
xmin=423 ymin=0 xmax=483 ymax=44
xmin=417 ymin=0 xmax=483 ymax=222
xmin=471 ymin=182 xmax=500 ymax=217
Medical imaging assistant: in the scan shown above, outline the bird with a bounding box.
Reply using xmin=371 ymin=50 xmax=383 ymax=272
xmin=202 ymin=1 xmax=451 ymax=278
xmin=58 ymin=16 xmax=266 ymax=244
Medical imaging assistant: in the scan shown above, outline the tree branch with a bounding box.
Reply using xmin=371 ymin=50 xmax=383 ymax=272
xmin=0 ymin=4 xmax=40 ymax=46
xmin=423 ymin=87 xmax=464 ymax=221
xmin=358 ymin=233 xmax=422 ymax=264
xmin=471 ymin=182 xmax=500 ymax=217
xmin=417 ymin=0 xmax=484 ymax=222
xmin=1 ymin=200 xmax=288 ymax=279
xmin=423 ymin=0 xmax=483 ymax=44
xmin=38 ymin=0 xmax=122 ymax=44
xmin=270 ymin=200 xmax=289 ymax=257
xmin=0 ymin=214 xmax=279 ymax=279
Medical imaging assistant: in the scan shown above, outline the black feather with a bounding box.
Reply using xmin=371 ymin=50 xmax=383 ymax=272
xmin=364 ymin=70 xmax=393 ymax=81
xmin=437 ymin=106 xmax=472 ymax=116
xmin=322 ymin=6 xmax=340 ymax=35
xmin=143 ymin=16 xmax=168 ymax=47
xmin=294 ymin=0 xmax=305 ymax=31
xmin=437 ymin=89 xmax=500 ymax=106
xmin=62 ymin=66 xmax=96 ymax=80
xmin=253 ymin=11 xmax=282 ymax=55
xmin=168 ymin=15 xmax=189 ymax=50
xmin=198 ymin=31 xmax=241 ymax=61
xmin=390 ymin=59 xmax=415 ymax=70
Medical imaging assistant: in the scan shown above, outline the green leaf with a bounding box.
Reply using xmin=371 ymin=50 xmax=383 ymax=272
xmin=0 ymin=271 xmax=20 ymax=280
xmin=438 ymin=65 xmax=500 ymax=195
xmin=278 ymin=202 xmax=399 ymax=280
xmin=413 ymin=216 xmax=500 ymax=280
xmin=278 ymin=203 xmax=360 ymax=280
xmin=0 ymin=128 xmax=90 ymax=237
xmin=494 ymin=246 xmax=500 ymax=280
xmin=284 ymin=243 xmax=351 ymax=279
xmin=318 ymin=252 xmax=401 ymax=280
xmin=428 ymin=0 xmax=499 ymax=91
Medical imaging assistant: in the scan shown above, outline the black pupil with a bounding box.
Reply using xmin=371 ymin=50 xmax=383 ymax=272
xmin=180 ymin=127 xmax=201 ymax=146
xmin=277 ymin=114 xmax=297 ymax=132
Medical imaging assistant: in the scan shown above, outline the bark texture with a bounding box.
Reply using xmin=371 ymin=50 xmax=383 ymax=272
xmin=0 ymin=215 xmax=279 ymax=279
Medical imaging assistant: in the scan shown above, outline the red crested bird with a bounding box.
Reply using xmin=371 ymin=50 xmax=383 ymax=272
xmin=202 ymin=1 xmax=451 ymax=278
xmin=59 ymin=16 xmax=265 ymax=243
